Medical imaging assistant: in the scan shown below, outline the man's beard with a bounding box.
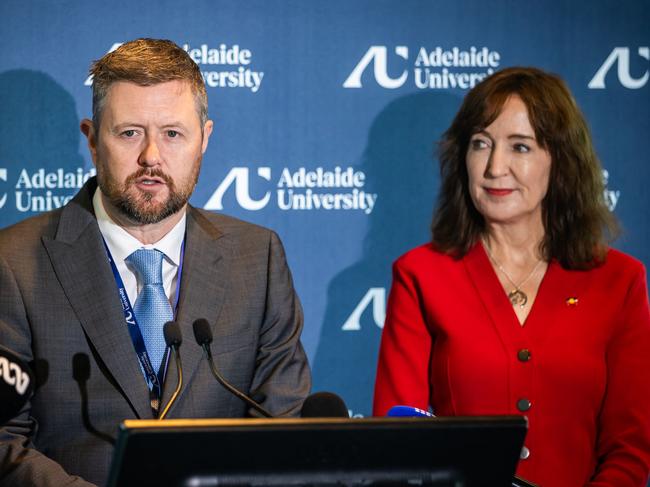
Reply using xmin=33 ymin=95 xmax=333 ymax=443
xmin=97 ymin=165 xmax=199 ymax=225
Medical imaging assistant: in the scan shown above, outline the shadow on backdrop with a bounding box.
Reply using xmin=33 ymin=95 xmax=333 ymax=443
xmin=0 ymin=69 xmax=87 ymax=228
xmin=312 ymin=91 xmax=461 ymax=416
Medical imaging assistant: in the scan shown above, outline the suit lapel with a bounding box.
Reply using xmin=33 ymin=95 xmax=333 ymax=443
xmin=159 ymin=207 xmax=231 ymax=415
xmin=463 ymin=242 xmax=567 ymax=347
xmin=42 ymin=182 xmax=153 ymax=419
xmin=463 ymin=242 xmax=522 ymax=349
xmin=523 ymin=261 xmax=584 ymax=345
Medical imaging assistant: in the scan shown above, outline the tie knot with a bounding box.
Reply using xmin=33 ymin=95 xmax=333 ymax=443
xmin=127 ymin=249 xmax=165 ymax=285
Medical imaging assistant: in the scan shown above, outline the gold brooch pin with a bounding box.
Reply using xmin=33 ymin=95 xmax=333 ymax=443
xmin=566 ymin=297 xmax=579 ymax=306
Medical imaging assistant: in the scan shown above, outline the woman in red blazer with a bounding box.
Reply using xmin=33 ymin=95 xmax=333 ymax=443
xmin=374 ymin=67 xmax=650 ymax=487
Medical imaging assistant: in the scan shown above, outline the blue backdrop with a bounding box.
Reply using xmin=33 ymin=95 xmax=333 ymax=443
xmin=1 ymin=0 xmax=648 ymax=419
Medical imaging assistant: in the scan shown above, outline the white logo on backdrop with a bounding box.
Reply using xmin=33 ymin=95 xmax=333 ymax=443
xmin=204 ymin=167 xmax=272 ymax=211
xmin=341 ymin=288 xmax=386 ymax=331
xmin=588 ymin=47 xmax=649 ymax=89
xmin=0 ymin=168 xmax=7 ymax=209
xmin=602 ymin=169 xmax=621 ymax=211
xmin=183 ymin=43 xmax=264 ymax=92
xmin=205 ymin=166 xmax=378 ymax=214
xmin=0 ymin=168 xmax=95 ymax=213
xmin=344 ymin=45 xmax=500 ymax=90
xmin=343 ymin=46 xmax=409 ymax=89
xmin=84 ymin=42 xmax=264 ymax=92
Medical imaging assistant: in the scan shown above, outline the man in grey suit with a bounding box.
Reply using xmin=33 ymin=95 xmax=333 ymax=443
xmin=0 ymin=38 xmax=311 ymax=486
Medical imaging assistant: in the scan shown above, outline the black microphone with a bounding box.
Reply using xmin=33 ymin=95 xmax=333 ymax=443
xmin=0 ymin=347 xmax=35 ymax=425
xmin=300 ymin=392 xmax=349 ymax=418
xmin=159 ymin=321 xmax=183 ymax=420
xmin=192 ymin=318 xmax=272 ymax=418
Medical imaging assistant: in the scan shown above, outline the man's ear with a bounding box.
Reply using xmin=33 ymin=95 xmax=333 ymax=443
xmin=80 ymin=119 xmax=98 ymax=166
xmin=201 ymin=120 xmax=214 ymax=154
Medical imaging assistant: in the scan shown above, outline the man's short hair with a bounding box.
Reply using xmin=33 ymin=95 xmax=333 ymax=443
xmin=89 ymin=38 xmax=207 ymax=131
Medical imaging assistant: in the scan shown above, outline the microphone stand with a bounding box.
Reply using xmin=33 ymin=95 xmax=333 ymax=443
xmin=158 ymin=346 xmax=182 ymax=420
xmin=200 ymin=343 xmax=272 ymax=418
xmin=159 ymin=321 xmax=184 ymax=420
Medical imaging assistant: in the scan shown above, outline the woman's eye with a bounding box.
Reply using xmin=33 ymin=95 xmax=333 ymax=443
xmin=470 ymin=138 xmax=488 ymax=150
xmin=513 ymin=143 xmax=530 ymax=153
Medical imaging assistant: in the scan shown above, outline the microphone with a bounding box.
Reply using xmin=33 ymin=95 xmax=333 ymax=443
xmin=192 ymin=318 xmax=272 ymax=418
xmin=0 ymin=347 xmax=35 ymax=425
xmin=158 ymin=321 xmax=183 ymax=420
xmin=386 ymin=405 xmax=435 ymax=418
xmin=300 ymin=392 xmax=349 ymax=418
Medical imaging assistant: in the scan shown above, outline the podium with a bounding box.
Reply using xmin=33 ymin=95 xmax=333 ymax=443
xmin=107 ymin=416 xmax=527 ymax=487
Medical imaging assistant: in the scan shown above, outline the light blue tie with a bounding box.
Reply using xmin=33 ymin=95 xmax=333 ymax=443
xmin=126 ymin=249 xmax=173 ymax=375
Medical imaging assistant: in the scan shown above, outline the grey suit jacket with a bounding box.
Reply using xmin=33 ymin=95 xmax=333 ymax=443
xmin=0 ymin=178 xmax=311 ymax=486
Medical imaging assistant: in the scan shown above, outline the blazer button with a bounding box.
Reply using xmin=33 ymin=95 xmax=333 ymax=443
xmin=517 ymin=398 xmax=532 ymax=411
xmin=517 ymin=349 xmax=531 ymax=362
xmin=520 ymin=446 xmax=530 ymax=460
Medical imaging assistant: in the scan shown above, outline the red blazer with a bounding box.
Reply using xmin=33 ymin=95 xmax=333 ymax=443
xmin=374 ymin=243 xmax=650 ymax=487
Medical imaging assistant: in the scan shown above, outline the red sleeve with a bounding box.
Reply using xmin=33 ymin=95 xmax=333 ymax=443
xmin=587 ymin=265 xmax=650 ymax=486
xmin=373 ymin=256 xmax=433 ymax=416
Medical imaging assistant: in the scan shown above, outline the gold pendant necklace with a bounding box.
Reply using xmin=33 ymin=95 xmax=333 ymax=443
xmin=482 ymin=239 xmax=544 ymax=309
xmin=507 ymin=289 xmax=529 ymax=307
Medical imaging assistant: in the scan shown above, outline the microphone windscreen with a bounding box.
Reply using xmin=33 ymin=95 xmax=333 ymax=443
xmin=386 ymin=405 xmax=435 ymax=417
xmin=300 ymin=392 xmax=349 ymax=418
xmin=0 ymin=348 xmax=35 ymax=425
xmin=163 ymin=321 xmax=182 ymax=348
xmin=192 ymin=318 xmax=213 ymax=346
xmin=72 ymin=353 xmax=91 ymax=383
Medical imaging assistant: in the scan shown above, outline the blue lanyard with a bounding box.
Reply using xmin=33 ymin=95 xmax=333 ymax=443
xmin=102 ymin=237 xmax=185 ymax=404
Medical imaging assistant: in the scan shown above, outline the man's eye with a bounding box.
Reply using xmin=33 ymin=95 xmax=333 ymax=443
xmin=122 ymin=130 xmax=136 ymax=137
xmin=167 ymin=130 xmax=179 ymax=138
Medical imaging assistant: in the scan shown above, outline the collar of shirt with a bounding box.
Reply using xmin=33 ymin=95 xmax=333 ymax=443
xmin=92 ymin=188 xmax=186 ymax=307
